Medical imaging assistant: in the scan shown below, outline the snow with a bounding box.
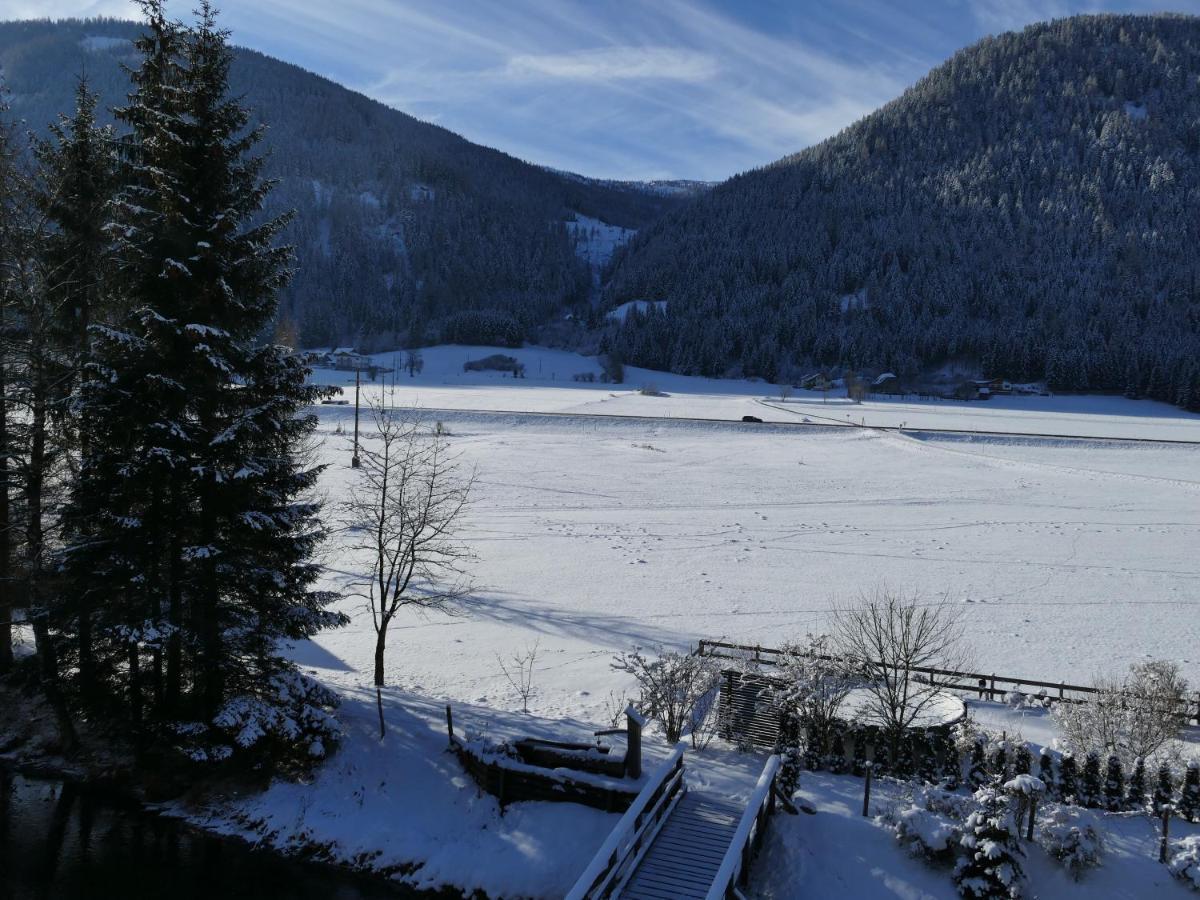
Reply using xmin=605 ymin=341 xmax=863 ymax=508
xmin=605 ymin=300 xmax=667 ymax=323
xmin=566 ymin=214 xmax=634 ymax=269
xmin=841 ymin=689 xmax=965 ymax=728
xmin=750 ymin=771 xmax=1196 ymax=898
xmin=163 ymin=343 xmax=1200 ymax=895
xmin=306 ymin=343 xmax=1200 ymax=442
xmin=79 ymin=35 xmax=130 ymax=52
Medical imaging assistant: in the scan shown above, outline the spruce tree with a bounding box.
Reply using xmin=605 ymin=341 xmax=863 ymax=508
xmin=33 ymin=77 xmax=118 ymax=694
xmin=992 ymin=740 xmax=1009 ymax=781
xmin=968 ymin=739 xmax=990 ymax=789
xmin=1037 ymin=749 xmax=1055 ymax=795
xmin=1104 ymin=755 xmax=1125 ymax=811
xmin=63 ymin=1 xmax=346 ymax=762
xmin=1127 ymin=757 xmax=1147 ymax=809
xmin=954 ymin=784 xmax=1026 ymax=900
xmin=1058 ymin=751 xmax=1078 ymax=804
xmin=1013 ymin=743 xmax=1032 ymax=776
xmin=1179 ymin=761 xmax=1200 ymax=823
xmin=1153 ymin=762 xmax=1175 ymax=815
xmin=1080 ymin=751 xmax=1103 ymax=808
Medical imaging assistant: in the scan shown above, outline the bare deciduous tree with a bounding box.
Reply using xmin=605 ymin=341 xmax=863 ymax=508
xmin=342 ymin=401 xmax=475 ymax=700
xmin=778 ymin=383 xmax=794 ymax=402
xmin=498 ymin=639 xmax=539 ymax=713
xmin=1054 ymin=660 xmax=1188 ymax=765
xmin=832 ymin=589 xmax=970 ymax=761
xmin=612 ymin=646 xmax=718 ymax=746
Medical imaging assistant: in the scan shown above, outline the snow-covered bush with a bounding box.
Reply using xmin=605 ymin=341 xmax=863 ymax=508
xmin=176 ymin=669 xmax=341 ymax=772
xmin=884 ymin=786 xmax=970 ymax=865
xmin=1037 ymin=804 xmax=1105 ymax=880
xmin=1104 ymin=755 xmax=1125 ymax=811
xmin=1058 ymin=751 xmax=1079 ymax=804
xmin=1053 ymin=660 xmax=1188 ymax=767
xmin=1079 ymin=751 xmax=1103 ymax=808
xmin=1127 ymin=757 xmax=1147 ymax=808
xmin=954 ymin=784 xmax=1027 ymax=899
xmin=1180 ymin=760 xmax=1200 ymax=822
xmin=612 ymin=646 xmax=718 ymax=745
xmin=1171 ymin=836 xmax=1200 ymax=891
xmin=895 ymin=806 xmax=961 ymax=864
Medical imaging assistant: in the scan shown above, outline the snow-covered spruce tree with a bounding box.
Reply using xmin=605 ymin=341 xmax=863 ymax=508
xmin=954 ymin=783 xmax=1027 ymax=899
xmin=1058 ymin=751 xmax=1078 ymax=804
xmin=0 ymin=85 xmax=20 ymax=678
xmin=62 ymin=2 xmax=346 ymax=765
xmin=968 ymin=739 xmax=990 ymax=789
xmin=1013 ymin=744 xmax=1032 ymax=777
xmin=1180 ymin=761 xmax=1200 ymax=823
xmin=1104 ymin=755 xmax=1125 ymax=811
xmin=991 ymin=740 xmax=1010 ymax=783
xmin=1080 ymin=752 xmax=1103 ymax=808
xmin=1037 ymin=749 xmax=1055 ymax=795
xmin=1127 ymin=757 xmax=1147 ymax=809
xmin=1153 ymin=762 xmax=1176 ymax=815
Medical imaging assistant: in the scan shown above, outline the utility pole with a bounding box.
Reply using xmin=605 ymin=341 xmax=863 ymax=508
xmin=351 ymin=368 xmax=361 ymax=468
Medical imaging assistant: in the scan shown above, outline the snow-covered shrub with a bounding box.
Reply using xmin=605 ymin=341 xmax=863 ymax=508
xmin=1053 ymin=660 xmax=1188 ymax=767
xmin=968 ymin=739 xmax=990 ymax=788
xmin=1037 ymin=749 xmax=1055 ymax=792
xmin=884 ymin=786 xmax=970 ymax=865
xmin=1058 ymin=751 xmax=1078 ymax=804
xmin=1180 ymin=760 xmax=1200 ymax=822
xmin=1104 ymin=755 xmax=1125 ymax=811
xmin=612 ymin=646 xmax=718 ymax=744
xmin=1154 ymin=762 xmax=1177 ymax=814
xmin=1079 ymin=751 xmax=1103 ymax=808
xmin=177 ymin=669 xmax=341 ymax=773
xmin=895 ymin=805 xmax=961 ymax=864
xmin=1127 ymin=757 xmax=1147 ymax=808
xmin=954 ymin=784 xmax=1027 ymax=899
xmin=1037 ymin=804 xmax=1105 ymax=880
xmin=1013 ymin=744 xmax=1032 ymax=776
xmin=1170 ymin=836 xmax=1200 ymax=891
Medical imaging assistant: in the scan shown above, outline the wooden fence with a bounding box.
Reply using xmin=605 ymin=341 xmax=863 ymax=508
xmin=697 ymin=639 xmax=1200 ymax=724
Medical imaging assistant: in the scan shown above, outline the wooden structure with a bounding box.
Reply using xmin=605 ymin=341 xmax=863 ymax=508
xmin=446 ymin=705 xmax=645 ymax=812
xmin=567 ymin=750 xmax=785 ymax=900
xmin=697 ymin=639 xmax=1200 ymax=724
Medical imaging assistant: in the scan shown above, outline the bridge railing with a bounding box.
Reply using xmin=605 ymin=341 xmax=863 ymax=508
xmin=705 ymin=754 xmax=782 ymax=900
xmin=565 ymin=742 xmax=688 ymax=900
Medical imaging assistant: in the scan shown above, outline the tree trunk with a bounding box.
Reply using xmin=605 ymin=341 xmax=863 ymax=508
xmin=164 ymin=477 xmax=182 ymax=713
xmin=32 ymin=613 xmax=77 ymax=753
xmin=373 ymin=624 xmax=388 ymax=687
xmin=0 ymin=322 xmax=11 ymax=676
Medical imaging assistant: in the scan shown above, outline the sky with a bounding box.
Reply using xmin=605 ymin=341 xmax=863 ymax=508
xmin=4 ymin=0 xmax=1200 ymax=181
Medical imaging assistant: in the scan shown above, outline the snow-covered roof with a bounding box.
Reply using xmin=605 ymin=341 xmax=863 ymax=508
xmin=331 ymin=347 xmax=359 ymax=355
xmin=873 ymin=372 xmax=897 ymax=385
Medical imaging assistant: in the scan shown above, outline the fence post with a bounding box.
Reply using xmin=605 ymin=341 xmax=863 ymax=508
xmin=445 ymin=704 xmax=454 ymax=746
xmin=625 ymin=707 xmax=643 ymax=779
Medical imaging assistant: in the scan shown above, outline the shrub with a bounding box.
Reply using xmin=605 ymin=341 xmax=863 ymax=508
xmin=1180 ymin=761 xmax=1200 ymax=823
xmin=1104 ymin=755 xmax=1125 ymax=811
xmin=1171 ymin=836 xmax=1200 ymax=891
xmin=1127 ymin=757 xmax=1147 ymax=808
xmin=1037 ymin=804 xmax=1105 ymax=881
xmin=1058 ymin=751 xmax=1078 ymax=804
xmin=1154 ymin=762 xmax=1176 ymax=814
xmin=1079 ymin=752 xmax=1103 ymax=808
xmin=463 ymin=353 xmax=523 ymax=374
xmin=611 ymin=646 xmax=718 ymax=746
xmin=895 ymin=806 xmax=961 ymax=864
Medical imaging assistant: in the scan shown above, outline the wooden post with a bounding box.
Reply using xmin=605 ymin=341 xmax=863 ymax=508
xmin=1160 ymin=806 xmax=1171 ymax=864
xmin=445 ymin=704 xmax=454 ymax=746
xmin=351 ymin=369 xmax=361 ymax=468
xmin=625 ymin=707 xmax=643 ymax=779
xmin=862 ymin=764 xmax=873 ymax=817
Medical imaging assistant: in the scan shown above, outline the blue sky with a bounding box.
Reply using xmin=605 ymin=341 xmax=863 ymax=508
xmin=11 ymin=0 xmax=1200 ymax=180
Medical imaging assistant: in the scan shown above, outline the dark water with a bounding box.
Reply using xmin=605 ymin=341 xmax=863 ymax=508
xmin=0 ymin=770 xmax=418 ymax=900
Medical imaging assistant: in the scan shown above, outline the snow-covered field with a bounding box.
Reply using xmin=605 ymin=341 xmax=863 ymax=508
xmin=197 ymin=344 xmax=1200 ymax=897
xmin=309 ymin=344 xmax=1200 ymax=441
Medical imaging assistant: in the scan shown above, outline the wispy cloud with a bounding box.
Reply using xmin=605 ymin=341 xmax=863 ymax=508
xmin=14 ymin=0 xmax=1200 ymax=180
xmin=504 ymin=46 xmax=718 ymax=82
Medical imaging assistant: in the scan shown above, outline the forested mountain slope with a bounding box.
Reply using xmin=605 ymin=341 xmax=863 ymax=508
xmin=0 ymin=18 xmax=682 ymax=348
xmin=602 ymin=15 xmax=1200 ymax=409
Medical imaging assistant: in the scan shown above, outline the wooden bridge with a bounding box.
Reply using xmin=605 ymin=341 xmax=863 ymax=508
xmin=566 ymin=746 xmax=787 ymax=900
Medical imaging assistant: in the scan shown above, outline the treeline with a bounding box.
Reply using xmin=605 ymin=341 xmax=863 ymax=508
xmin=602 ymin=15 xmax=1200 ymax=411
xmin=0 ymin=18 xmax=683 ymax=350
xmin=0 ymin=2 xmax=345 ymax=770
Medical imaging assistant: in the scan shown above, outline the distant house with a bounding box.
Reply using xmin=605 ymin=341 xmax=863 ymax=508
xmin=800 ymin=372 xmax=833 ymax=391
xmin=972 ymin=377 xmax=1011 ymax=396
xmin=331 ymin=347 xmax=369 ymax=370
xmin=872 ymin=372 xmax=902 ymax=394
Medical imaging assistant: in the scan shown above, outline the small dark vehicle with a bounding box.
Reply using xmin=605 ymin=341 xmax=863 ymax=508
xmin=742 ymin=415 xmax=763 ymax=423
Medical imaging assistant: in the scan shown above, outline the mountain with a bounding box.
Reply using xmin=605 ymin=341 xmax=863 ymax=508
xmin=601 ymin=14 xmax=1200 ymax=409
xmin=0 ymin=17 xmax=684 ymax=349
